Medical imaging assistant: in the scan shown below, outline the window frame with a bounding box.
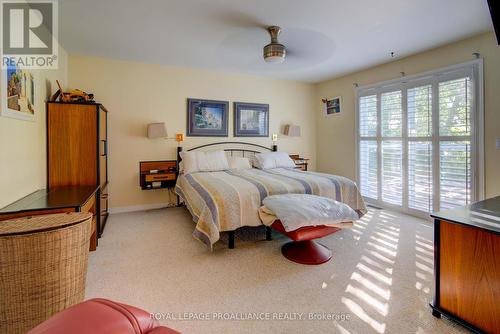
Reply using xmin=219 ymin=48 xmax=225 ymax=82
xmin=355 ymin=59 xmax=484 ymax=218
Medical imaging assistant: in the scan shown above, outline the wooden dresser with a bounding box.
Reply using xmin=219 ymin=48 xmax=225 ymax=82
xmin=0 ymin=187 xmax=99 ymax=251
xmin=430 ymin=196 xmax=500 ymax=334
xmin=47 ymin=101 xmax=109 ymax=236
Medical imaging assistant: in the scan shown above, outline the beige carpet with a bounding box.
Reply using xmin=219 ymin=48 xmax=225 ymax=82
xmin=86 ymin=207 xmax=467 ymax=334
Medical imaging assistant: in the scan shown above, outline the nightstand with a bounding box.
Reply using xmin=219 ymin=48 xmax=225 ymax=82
xmin=289 ymin=154 xmax=309 ymax=171
xmin=140 ymin=160 xmax=177 ymax=190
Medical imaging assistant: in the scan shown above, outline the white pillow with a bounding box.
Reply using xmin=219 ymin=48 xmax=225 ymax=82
xmin=254 ymin=152 xmax=296 ymax=169
xmin=180 ymin=151 xmax=229 ymax=174
xmin=227 ymin=157 xmax=252 ymax=169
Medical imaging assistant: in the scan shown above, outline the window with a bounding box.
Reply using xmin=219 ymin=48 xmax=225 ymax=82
xmin=356 ymin=61 xmax=483 ymax=215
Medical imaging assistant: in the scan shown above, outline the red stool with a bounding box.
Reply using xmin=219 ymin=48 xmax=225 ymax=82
xmin=271 ymin=220 xmax=341 ymax=265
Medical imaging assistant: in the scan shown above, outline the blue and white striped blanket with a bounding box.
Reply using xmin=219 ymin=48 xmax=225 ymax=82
xmin=175 ymin=168 xmax=367 ymax=248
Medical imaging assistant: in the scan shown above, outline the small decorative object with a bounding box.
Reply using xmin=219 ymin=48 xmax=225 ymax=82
xmin=1 ymin=64 xmax=35 ymax=121
xmin=187 ymin=98 xmax=228 ymax=137
xmin=55 ymin=80 xmax=95 ymax=103
xmin=234 ymin=102 xmax=269 ymax=137
xmin=322 ymin=96 xmax=342 ymax=115
xmin=284 ymin=124 xmax=301 ymax=137
xmin=56 ymin=80 xmax=68 ymax=101
xmin=65 ymin=89 xmax=94 ymax=102
xmin=49 ymin=89 xmax=61 ymax=102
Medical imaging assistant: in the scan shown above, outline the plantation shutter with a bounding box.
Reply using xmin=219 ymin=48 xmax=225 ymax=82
xmin=358 ymin=95 xmax=378 ymax=199
xmin=356 ymin=62 xmax=481 ymax=216
xmin=438 ymin=77 xmax=472 ymax=210
xmin=407 ymin=85 xmax=433 ymax=212
xmin=381 ymin=91 xmax=403 ymax=205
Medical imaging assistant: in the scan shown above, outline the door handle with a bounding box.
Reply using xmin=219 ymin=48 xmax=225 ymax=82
xmin=101 ymin=140 xmax=107 ymax=156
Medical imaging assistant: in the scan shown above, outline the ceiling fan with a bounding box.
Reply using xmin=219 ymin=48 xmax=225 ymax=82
xmin=215 ymin=18 xmax=333 ymax=69
xmin=263 ymin=26 xmax=286 ymax=63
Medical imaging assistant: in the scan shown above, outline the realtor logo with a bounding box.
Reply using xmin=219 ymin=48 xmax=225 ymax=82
xmin=1 ymin=0 xmax=58 ymax=69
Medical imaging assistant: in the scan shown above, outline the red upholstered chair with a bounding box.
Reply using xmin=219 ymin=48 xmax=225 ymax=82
xmin=27 ymin=298 xmax=180 ymax=334
xmin=272 ymin=220 xmax=341 ymax=265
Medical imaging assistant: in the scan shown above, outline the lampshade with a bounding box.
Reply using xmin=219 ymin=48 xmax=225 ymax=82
xmin=147 ymin=122 xmax=168 ymax=139
xmin=284 ymin=124 xmax=301 ymax=137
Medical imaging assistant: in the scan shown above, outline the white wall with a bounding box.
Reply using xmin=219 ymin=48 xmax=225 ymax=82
xmin=0 ymin=46 xmax=68 ymax=208
xmin=68 ymin=55 xmax=317 ymax=209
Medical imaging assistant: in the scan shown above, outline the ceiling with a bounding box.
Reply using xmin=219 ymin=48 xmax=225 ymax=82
xmin=59 ymin=0 xmax=493 ymax=83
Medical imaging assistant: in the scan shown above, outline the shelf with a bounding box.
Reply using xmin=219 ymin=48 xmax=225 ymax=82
xmin=140 ymin=160 xmax=178 ymax=191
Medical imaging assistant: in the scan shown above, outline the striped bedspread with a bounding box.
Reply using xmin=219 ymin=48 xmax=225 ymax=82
xmin=175 ymin=168 xmax=367 ymax=248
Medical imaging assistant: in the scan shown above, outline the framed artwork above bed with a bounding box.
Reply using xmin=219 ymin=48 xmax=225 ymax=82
xmin=234 ymin=102 xmax=269 ymax=137
xmin=187 ymin=98 xmax=228 ymax=137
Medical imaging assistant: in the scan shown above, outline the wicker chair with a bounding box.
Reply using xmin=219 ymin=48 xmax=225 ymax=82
xmin=0 ymin=212 xmax=92 ymax=334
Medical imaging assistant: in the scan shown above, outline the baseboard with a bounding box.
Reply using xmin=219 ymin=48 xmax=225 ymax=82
xmin=109 ymin=203 xmax=171 ymax=214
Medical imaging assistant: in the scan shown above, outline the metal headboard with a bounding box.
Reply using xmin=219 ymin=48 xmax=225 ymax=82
xmin=177 ymin=141 xmax=277 ymax=164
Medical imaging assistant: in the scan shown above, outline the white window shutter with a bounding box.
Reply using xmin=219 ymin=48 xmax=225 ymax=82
xmin=357 ymin=63 xmax=479 ymax=215
xmin=359 ymin=95 xmax=377 ymax=137
xmin=359 ymin=140 xmax=378 ymax=199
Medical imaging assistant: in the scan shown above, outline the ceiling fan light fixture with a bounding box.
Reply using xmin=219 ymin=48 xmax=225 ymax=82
xmin=264 ymin=43 xmax=286 ymax=63
xmin=264 ymin=26 xmax=286 ymax=63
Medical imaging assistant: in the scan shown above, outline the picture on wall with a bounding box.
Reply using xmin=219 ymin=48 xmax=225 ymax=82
xmin=187 ymin=98 xmax=229 ymax=137
xmin=1 ymin=64 xmax=35 ymax=121
xmin=323 ymin=96 xmax=341 ymax=115
xmin=234 ymin=102 xmax=269 ymax=137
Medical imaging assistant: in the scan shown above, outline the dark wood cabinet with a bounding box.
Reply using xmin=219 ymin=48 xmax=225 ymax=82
xmin=430 ymin=196 xmax=500 ymax=334
xmin=47 ymin=101 xmax=109 ymax=237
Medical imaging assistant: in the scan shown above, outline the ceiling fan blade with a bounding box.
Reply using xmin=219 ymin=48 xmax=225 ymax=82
xmin=212 ymin=11 xmax=267 ymax=30
xmin=282 ymin=28 xmax=335 ymax=62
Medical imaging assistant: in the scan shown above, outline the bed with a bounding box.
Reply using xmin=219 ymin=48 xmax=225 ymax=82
xmin=174 ymin=142 xmax=367 ymax=249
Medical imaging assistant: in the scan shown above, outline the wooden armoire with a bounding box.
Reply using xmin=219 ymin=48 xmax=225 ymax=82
xmin=47 ymin=101 xmax=109 ymax=236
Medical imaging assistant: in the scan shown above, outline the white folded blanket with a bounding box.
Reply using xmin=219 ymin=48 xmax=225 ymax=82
xmin=259 ymin=194 xmax=360 ymax=232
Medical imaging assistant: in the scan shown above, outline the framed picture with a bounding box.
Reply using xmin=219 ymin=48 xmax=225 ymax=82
xmin=1 ymin=65 xmax=36 ymax=121
xmin=187 ymin=98 xmax=228 ymax=137
xmin=234 ymin=102 xmax=269 ymax=137
xmin=324 ymin=96 xmax=341 ymax=116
